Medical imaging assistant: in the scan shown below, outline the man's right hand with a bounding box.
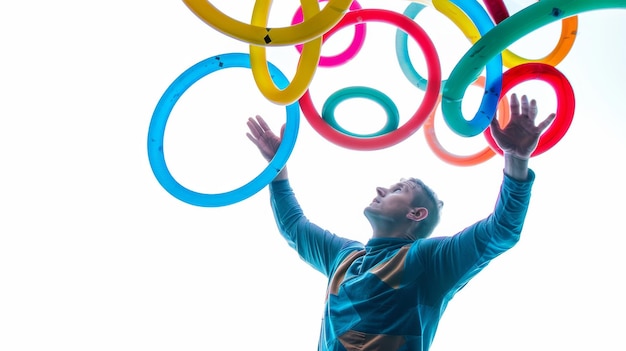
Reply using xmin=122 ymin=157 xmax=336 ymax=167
xmin=246 ymin=115 xmax=285 ymax=162
xmin=247 ymin=115 xmax=289 ymax=181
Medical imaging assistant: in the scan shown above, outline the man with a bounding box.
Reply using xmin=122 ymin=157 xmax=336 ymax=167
xmin=246 ymin=94 xmax=555 ymax=351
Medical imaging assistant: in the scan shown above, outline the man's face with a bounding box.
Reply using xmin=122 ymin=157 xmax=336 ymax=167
xmin=364 ymin=180 xmax=419 ymax=224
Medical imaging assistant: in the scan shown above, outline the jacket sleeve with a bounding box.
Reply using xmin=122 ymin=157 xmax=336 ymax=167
xmin=415 ymin=170 xmax=535 ymax=299
xmin=269 ymin=179 xmax=363 ymax=277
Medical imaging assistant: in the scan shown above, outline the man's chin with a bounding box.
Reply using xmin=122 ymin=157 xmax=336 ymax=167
xmin=363 ymin=206 xmax=378 ymax=219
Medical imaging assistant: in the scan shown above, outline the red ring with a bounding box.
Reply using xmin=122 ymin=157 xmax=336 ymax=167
xmin=483 ymin=0 xmax=510 ymax=24
xmin=484 ymin=63 xmax=575 ymax=157
xmin=299 ymin=8 xmax=441 ymax=151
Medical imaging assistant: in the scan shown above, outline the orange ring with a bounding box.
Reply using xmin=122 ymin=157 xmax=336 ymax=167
xmin=424 ymin=76 xmax=510 ymax=166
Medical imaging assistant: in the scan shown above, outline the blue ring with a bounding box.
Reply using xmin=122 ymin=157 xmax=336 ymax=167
xmin=440 ymin=0 xmax=503 ymax=137
xmin=147 ymin=53 xmax=299 ymax=207
xmin=321 ymin=86 xmax=400 ymax=137
xmin=395 ymin=1 xmax=503 ymax=136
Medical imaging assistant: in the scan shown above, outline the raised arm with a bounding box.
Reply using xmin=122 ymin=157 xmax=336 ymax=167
xmin=419 ymin=93 xmax=555 ymax=296
xmin=246 ymin=115 xmax=362 ymax=276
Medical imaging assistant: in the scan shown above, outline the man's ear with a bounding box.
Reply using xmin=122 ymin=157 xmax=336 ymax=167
xmin=407 ymin=207 xmax=428 ymax=222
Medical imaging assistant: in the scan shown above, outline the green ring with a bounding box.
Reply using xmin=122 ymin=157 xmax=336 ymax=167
xmin=321 ymin=86 xmax=400 ymax=138
xmin=443 ymin=0 xmax=626 ymax=136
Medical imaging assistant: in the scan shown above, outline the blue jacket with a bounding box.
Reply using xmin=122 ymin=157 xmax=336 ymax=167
xmin=269 ymin=171 xmax=534 ymax=351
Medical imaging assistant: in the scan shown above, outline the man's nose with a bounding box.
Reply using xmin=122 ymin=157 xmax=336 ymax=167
xmin=376 ymin=187 xmax=387 ymax=197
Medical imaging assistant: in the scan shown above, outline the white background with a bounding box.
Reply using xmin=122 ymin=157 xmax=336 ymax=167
xmin=1 ymin=1 xmax=625 ymax=350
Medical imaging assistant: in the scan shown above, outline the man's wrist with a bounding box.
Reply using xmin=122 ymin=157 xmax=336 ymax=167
xmin=504 ymin=153 xmax=529 ymax=181
xmin=272 ymin=167 xmax=289 ymax=182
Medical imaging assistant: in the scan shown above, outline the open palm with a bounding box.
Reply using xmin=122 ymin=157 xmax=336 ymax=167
xmin=490 ymin=94 xmax=556 ymax=159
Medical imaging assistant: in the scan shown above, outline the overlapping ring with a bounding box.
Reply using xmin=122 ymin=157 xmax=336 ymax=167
xmin=483 ymin=0 xmax=578 ymax=68
xmin=299 ymin=8 xmax=441 ymax=150
xmin=423 ymin=76 xmax=511 ymax=167
xmin=182 ymin=0 xmax=354 ymax=46
xmin=150 ymin=0 xmax=626 ymax=206
xmin=483 ymin=63 xmax=575 ymax=157
xmin=292 ymin=0 xmax=367 ymax=67
xmin=147 ymin=53 xmax=300 ymax=207
xmin=249 ymin=0 xmax=323 ymax=105
xmin=443 ymin=0 xmax=626 ymax=137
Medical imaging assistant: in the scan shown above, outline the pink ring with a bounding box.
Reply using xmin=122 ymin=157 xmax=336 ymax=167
xmin=292 ymin=0 xmax=366 ymax=67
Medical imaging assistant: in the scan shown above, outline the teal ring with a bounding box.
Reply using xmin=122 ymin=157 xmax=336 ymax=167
xmin=321 ymin=86 xmax=400 ymax=138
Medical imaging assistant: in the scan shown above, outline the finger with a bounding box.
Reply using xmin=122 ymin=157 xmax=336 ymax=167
xmin=256 ymin=115 xmax=272 ymax=132
xmin=246 ymin=132 xmax=261 ymax=148
xmin=510 ymin=93 xmax=520 ymax=117
xmin=280 ymin=123 xmax=286 ymax=138
xmin=529 ymin=99 xmax=538 ymax=120
xmin=536 ymin=113 xmax=556 ymax=132
xmin=520 ymin=95 xmax=529 ymax=118
xmin=247 ymin=118 xmax=263 ymax=138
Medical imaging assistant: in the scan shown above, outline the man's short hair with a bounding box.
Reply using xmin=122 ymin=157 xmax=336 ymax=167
xmin=406 ymin=178 xmax=443 ymax=239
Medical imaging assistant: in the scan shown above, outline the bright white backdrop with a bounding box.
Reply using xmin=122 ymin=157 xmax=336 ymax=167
xmin=1 ymin=1 xmax=625 ymax=350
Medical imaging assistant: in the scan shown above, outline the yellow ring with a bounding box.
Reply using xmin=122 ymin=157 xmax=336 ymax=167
xmin=182 ymin=0 xmax=353 ymax=46
xmin=500 ymin=15 xmax=578 ymax=68
xmin=430 ymin=0 xmax=482 ymax=42
xmin=249 ymin=0 xmax=322 ymax=105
